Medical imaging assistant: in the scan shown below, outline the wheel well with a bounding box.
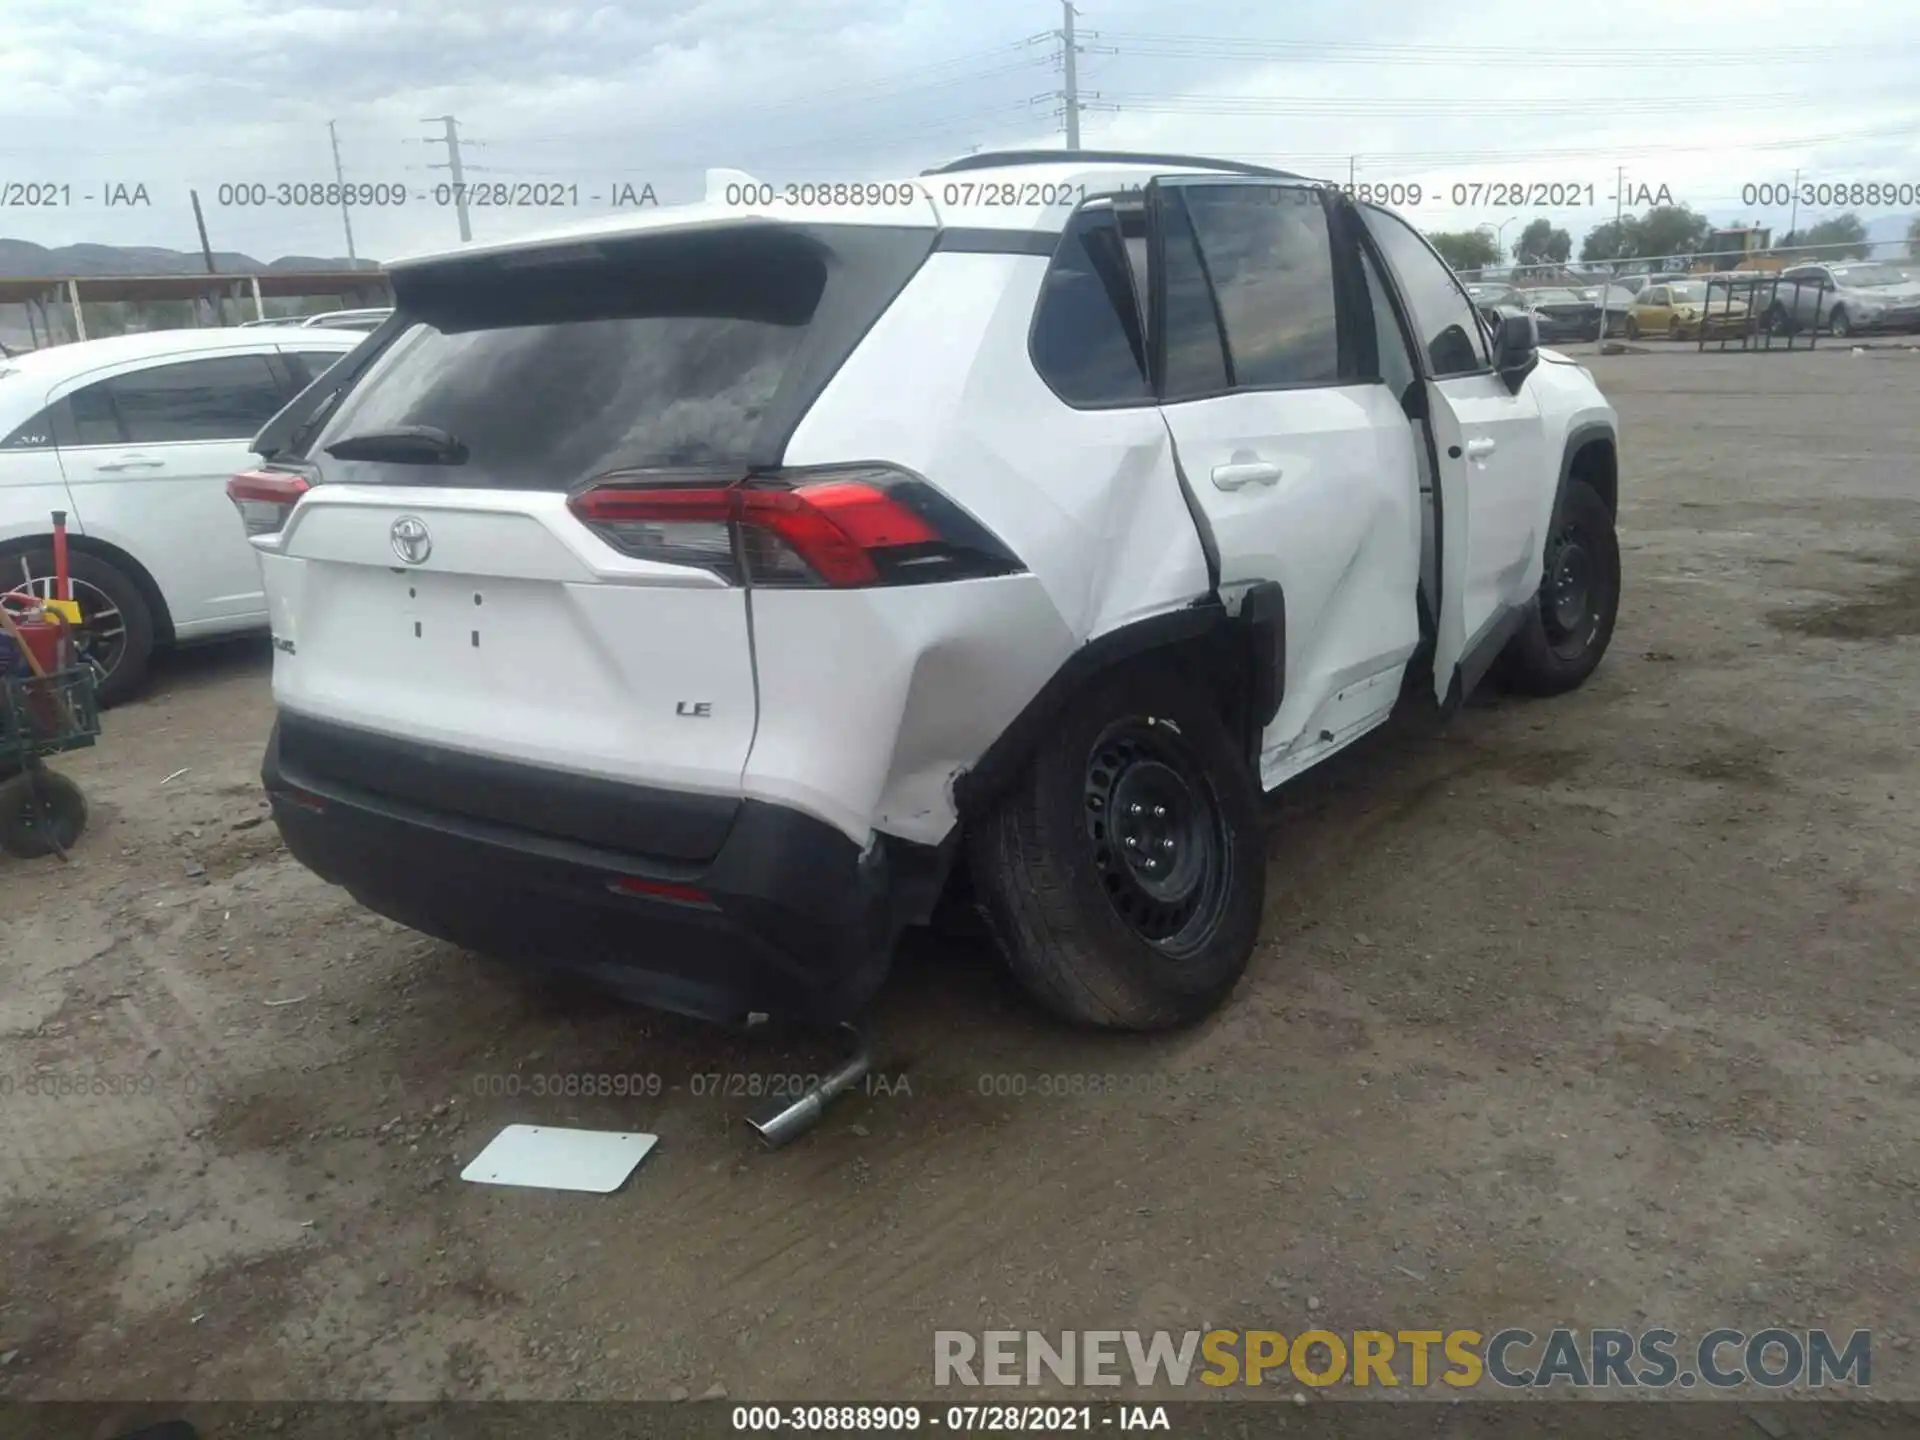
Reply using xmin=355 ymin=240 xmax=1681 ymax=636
xmin=951 ymin=608 xmax=1262 ymax=825
xmin=0 ymin=533 xmax=176 ymax=645
xmin=1568 ymin=434 xmax=1617 ymax=518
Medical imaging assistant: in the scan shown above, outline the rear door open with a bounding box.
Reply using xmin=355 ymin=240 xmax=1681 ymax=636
xmin=249 ymin=221 xmax=935 ymax=847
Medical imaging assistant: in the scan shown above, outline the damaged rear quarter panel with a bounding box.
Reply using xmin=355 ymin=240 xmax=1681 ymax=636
xmin=762 ymin=247 xmax=1212 ymax=846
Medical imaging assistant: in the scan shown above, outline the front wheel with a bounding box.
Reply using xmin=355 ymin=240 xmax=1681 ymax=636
xmin=1624 ymin=315 xmax=1640 ymax=340
xmin=1668 ymin=317 xmax=1684 ymax=341
xmin=1828 ymin=306 xmax=1852 ymax=339
xmin=1496 ymin=478 xmax=1622 ymax=697
xmin=969 ymin=664 xmax=1266 ymax=1030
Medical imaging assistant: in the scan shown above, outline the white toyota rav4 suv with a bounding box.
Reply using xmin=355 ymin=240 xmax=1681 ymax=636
xmin=238 ymin=151 xmax=1621 ymax=1032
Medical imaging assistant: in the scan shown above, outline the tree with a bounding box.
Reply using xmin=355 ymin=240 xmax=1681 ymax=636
xmin=1580 ymin=219 xmax=1635 ymax=262
xmin=1514 ymin=217 xmax=1572 ymax=266
xmin=1634 ymin=205 xmax=1713 ymax=264
xmin=1580 ymin=205 xmax=1711 ymax=267
xmin=1426 ymin=229 xmax=1500 ymax=273
xmin=1793 ymin=212 xmax=1872 ymax=261
xmin=1907 ymin=215 xmax=1920 ymax=260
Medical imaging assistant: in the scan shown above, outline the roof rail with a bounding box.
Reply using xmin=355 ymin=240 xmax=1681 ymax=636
xmin=922 ymin=149 xmax=1304 ymax=182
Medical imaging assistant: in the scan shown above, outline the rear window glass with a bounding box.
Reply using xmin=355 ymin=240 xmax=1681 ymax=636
xmin=1030 ymin=207 xmax=1150 ymax=406
xmin=310 ymin=232 xmax=835 ymax=487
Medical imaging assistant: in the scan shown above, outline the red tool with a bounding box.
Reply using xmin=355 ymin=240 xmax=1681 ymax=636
xmin=52 ymin=509 xmax=71 ymax=605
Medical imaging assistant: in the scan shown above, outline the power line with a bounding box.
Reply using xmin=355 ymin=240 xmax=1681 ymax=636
xmin=495 ymin=44 xmax=1050 ymax=144
xmin=1099 ymin=87 xmax=1915 ymax=117
xmin=1096 ymin=31 xmax=1911 ymax=65
xmin=1210 ymin=120 xmax=1920 ymax=168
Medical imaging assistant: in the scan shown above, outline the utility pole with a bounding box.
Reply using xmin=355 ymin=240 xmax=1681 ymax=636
xmin=328 ymin=120 xmax=357 ymax=262
xmin=189 ymin=189 xmax=217 ymax=274
xmin=1348 ymin=155 xmax=1356 ymax=189
xmin=1788 ymin=166 xmax=1801 ymax=242
xmin=189 ymin=188 xmax=226 ymax=329
xmin=1059 ymin=1 xmax=1081 ymax=150
xmin=423 ymin=115 xmax=473 ymax=242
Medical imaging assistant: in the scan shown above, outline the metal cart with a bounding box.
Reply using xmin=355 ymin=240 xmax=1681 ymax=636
xmin=0 ymin=510 xmax=100 ymax=859
xmin=0 ymin=666 xmax=99 ymax=858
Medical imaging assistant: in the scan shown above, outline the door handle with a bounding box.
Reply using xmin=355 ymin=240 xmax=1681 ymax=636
xmin=1464 ymin=438 xmax=1497 ymax=460
xmin=1211 ymin=461 xmax=1283 ymax=491
xmin=95 ymin=455 xmax=165 ymax=472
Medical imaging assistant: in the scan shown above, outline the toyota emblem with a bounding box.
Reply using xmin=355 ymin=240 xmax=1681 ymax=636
xmin=390 ymin=515 xmax=432 ymax=565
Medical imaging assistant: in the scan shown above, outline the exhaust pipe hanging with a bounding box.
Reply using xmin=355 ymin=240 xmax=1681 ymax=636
xmin=747 ymin=1023 xmax=871 ymax=1148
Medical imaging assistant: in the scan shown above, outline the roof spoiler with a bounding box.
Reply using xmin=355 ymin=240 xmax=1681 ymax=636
xmin=705 ymin=169 xmax=761 ymax=203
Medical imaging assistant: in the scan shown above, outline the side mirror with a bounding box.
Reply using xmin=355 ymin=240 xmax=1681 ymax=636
xmin=1491 ymin=310 xmax=1538 ymax=392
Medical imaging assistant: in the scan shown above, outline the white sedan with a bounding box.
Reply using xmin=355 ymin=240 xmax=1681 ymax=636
xmin=0 ymin=327 xmax=365 ymax=703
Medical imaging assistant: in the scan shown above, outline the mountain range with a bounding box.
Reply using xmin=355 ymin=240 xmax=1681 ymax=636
xmin=0 ymin=239 xmax=378 ymax=278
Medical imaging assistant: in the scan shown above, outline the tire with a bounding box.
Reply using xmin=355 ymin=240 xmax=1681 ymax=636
xmin=0 ymin=769 xmax=88 ymax=858
xmin=1828 ymin=306 xmax=1852 ymax=339
xmin=1763 ymin=305 xmax=1789 ymax=335
xmin=1496 ymin=478 xmax=1622 ymax=697
xmin=968 ymin=662 xmax=1266 ymax=1030
xmin=1624 ymin=315 xmax=1640 ymax=340
xmin=1668 ymin=317 xmax=1684 ymax=341
xmin=1 ymin=548 xmax=155 ymax=707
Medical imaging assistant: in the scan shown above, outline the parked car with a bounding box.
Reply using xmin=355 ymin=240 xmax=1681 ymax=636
xmin=1625 ymin=280 xmax=1750 ymax=340
xmin=240 ymin=309 xmax=393 ymax=332
xmin=1522 ymin=287 xmax=1604 ymax=343
xmin=238 ymin=151 xmax=1621 ymax=1032
xmin=1464 ymin=282 xmax=1528 ymax=329
xmin=1762 ymin=261 xmax=1920 ymax=338
xmin=0 ymin=328 xmax=363 ymax=703
xmin=1594 ymin=273 xmax=1689 ymax=335
xmin=297 ymin=308 xmax=393 ymax=332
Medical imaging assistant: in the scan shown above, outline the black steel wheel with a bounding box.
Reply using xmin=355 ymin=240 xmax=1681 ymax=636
xmin=1082 ymin=718 xmax=1235 ymax=955
xmin=1828 ymin=305 xmax=1853 ymax=339
xmin=1495 ymin=478 xmax=1621 ymax=697
xmin=970 ymin=663 xmax=1265 ymax=1030
xmin=1540 ymin=516 xmax=1606 ymax=662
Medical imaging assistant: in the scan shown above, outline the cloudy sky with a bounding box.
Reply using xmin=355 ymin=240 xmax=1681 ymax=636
xmin=3 ymin=0 xmax=1917 ymax=264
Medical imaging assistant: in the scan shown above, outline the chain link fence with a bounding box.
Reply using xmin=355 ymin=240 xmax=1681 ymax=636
xmin=1456 ymin=237 xmax=1919 ymax=353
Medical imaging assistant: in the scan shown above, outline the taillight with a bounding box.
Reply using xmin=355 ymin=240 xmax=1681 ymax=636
xmin=228 ymin=468 xmax=311 ymax=538
xmin=567 ymin=464 xmax=1023 ymax=588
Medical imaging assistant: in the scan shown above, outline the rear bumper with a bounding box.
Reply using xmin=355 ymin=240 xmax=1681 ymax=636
xmin=262 ymin=714 xmax=948 ymax=1025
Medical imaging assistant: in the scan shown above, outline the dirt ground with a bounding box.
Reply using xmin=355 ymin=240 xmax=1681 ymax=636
xmin=1 ymin=348 xmax=1916 ymax=1407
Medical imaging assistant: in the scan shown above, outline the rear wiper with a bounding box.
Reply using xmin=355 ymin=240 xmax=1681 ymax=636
xmin=323 ymin=425 xmax=469 ymax=465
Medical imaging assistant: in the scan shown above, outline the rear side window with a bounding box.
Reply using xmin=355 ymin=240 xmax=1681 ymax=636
xmin=1031 ymin=208 xmax=1151 ymax=406
xmin=66 ymin=382 xmax=126 ymax=445
xmin=290 ymin=351 xmax=348 ymax=387
xmin=1181 ymin=184 xmax=1342 ymax=388
xmin=307 ymin=227 xmax=926 ymax=488
xmin=74 ymin=355 xmax=289 ymax=444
